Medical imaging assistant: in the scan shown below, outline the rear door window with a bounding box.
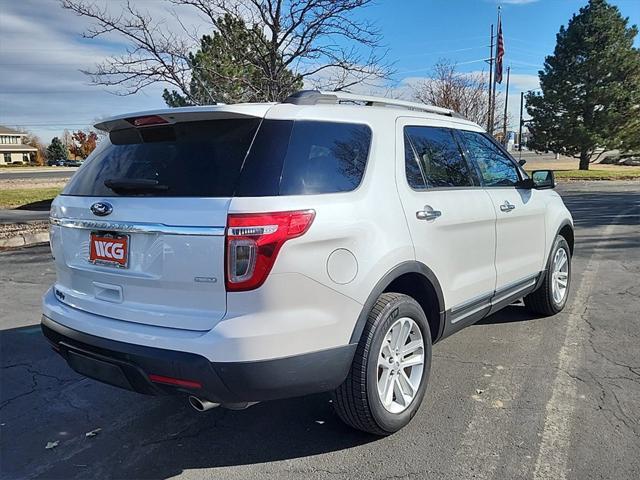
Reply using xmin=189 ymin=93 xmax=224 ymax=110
xmin=236 ymin=120 xmax=371 ymax=196
xmin=63 ymin=119 xmax=260 ymax=197
xmin=404 ymin=126 xmax=475 ymax=188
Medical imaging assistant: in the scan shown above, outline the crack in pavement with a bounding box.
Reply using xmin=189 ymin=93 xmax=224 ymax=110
xmin=0 ymin=363 xmax=78 ymax=410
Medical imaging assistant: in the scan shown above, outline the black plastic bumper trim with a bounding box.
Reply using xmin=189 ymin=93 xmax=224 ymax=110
xmin=41 ymin=315 xmax=356 ymax=403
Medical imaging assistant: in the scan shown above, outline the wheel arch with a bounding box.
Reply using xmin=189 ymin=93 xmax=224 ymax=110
xmin=533 ymin=219 xmax=574 ymax=292
xmin=349 ymin=261 xmax=446 ymax=345
xmin=557 ymin=221 xmax=574 ymax=256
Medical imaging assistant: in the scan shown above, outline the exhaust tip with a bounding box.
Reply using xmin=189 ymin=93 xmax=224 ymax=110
xmin=188 ymin=395 xmax=220 ymax=412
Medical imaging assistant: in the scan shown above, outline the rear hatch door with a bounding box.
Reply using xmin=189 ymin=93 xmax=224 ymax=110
xmin=50 ymin=111 xmax=265 ymax=331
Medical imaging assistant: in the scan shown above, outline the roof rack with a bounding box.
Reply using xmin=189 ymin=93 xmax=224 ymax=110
xmin=283 ymin=90 xmax=463 ymax=118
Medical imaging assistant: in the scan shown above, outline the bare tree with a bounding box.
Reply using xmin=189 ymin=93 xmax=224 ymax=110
xmin=412 ymin=60 xmax=506 ymax=133
xmin=62 ymin=0 xmax=392 ymax=103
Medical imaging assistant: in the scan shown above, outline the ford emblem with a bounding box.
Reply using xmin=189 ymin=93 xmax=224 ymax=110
xmin=90 ymin=202 xmax=113 ymax=217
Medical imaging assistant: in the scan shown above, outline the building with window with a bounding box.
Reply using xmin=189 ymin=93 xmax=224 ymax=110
xmin=0 ymin=126 xmax=37 ymax=165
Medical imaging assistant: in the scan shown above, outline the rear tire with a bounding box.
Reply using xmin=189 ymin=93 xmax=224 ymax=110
xmin=332 ymin=293 xmax=432 ymax=435
xmin=525 ymin=235 xmax=571 ymax=316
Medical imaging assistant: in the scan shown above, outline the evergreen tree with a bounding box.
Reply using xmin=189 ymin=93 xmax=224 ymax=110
xmin=526 ymin=0 xmax=640 ymax=170
xmin=163 ymin=14 xmax=302 ymax=106
xmin=46 ymin=137 xmax=69 ymax=161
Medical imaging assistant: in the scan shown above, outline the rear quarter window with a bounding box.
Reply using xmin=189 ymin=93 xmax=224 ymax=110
xmin=235 ymin=120 xmax=372 ymax=196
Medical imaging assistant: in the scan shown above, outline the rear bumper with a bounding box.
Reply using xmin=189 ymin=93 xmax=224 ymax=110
xmin=42 ymin=315 xmax=356 ymax=403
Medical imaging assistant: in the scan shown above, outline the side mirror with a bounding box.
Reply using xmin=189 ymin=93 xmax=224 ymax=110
xmin=531 ymin=170 xmax=555 ymax=189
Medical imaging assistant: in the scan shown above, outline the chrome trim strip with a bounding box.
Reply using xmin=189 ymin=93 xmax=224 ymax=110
xmin=493 ymin=274 xmax=539 ymax=298
xmin=449 ymin=273 xmax=540 ymax=324
xmin=450 ymin=292 xmax=493 ymax=314
xmin=450 ymin=301 xmax=491 ymax=324
xmin=491 ymin=279 xmax=537 ymax=305
xmin=50 ymin=217 xmax=225 ymax=236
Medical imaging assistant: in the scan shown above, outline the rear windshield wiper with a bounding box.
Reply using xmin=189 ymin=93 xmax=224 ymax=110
xmin=104 ymin=178 xmax=169 ymax=193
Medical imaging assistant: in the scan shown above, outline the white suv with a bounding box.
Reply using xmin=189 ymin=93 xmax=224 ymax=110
xmin=42 ymin=91 xmax=574 ymax=435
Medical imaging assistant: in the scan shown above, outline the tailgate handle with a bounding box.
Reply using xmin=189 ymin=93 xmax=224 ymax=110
xmin=93 ymin=282 xmax=123 ymax=304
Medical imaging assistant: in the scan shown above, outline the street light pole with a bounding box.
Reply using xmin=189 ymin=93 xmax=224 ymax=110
xmin=519 ymin=91 xmax=525 ymax=153
xmin=502 ymin=66 xmax=510 ymax=146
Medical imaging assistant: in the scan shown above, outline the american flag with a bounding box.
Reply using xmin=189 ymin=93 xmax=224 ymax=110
xmin=495 ymin=18 xmax=505 ymax=83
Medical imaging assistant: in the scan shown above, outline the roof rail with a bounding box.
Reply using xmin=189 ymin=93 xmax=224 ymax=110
xmin=282 ymin=90 xmax=463 ymax=118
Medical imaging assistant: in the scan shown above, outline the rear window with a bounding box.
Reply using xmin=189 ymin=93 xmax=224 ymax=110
xmin=63 ymin=119 xmax=260 ymax=197
xmin=64 ymin=118 xmax=371 ymax=198
xmin=236 ymin=120 xmax=371 ymax=196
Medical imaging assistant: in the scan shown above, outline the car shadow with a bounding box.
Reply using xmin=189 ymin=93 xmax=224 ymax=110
xmin=0 ymin=324 xmax=376 ymax=480
xmin=474 ymin=303 xmax=542 ymax=326
xmin=15 ymin=199 xmax=53 ymax=211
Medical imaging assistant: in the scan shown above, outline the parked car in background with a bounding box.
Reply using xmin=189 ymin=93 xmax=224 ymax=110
xmin=64 ymin=160 xmax=82 ymax=167
xmin=47 ymin=158 xmax=66 ymax=166
xmin=42 ymin=90 xmax=574 ymax=435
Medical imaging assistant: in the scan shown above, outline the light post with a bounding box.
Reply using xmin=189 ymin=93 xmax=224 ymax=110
xmin=518 ymin=89 xmax=542 ymax=157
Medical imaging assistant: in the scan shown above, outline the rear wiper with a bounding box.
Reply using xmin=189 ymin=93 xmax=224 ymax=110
xmin=104 ymin=178 xmax=169 ymax=193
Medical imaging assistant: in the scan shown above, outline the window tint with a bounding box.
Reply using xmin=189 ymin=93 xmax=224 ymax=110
xmin=64 ymin=118 xmax=371 ymax=198
xmin=459 ymin=131 xmax=519 ymax=187
xmin=236 ymin=120 xmax=371 ymax=196
xmin=63 ymin=119 xmax=260 ymax=197
xmin=404 ymin=126 xmax=474 ymax=188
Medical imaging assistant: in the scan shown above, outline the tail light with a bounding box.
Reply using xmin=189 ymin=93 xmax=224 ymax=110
xmin=225 ymin=210 xmax=315 ymax=291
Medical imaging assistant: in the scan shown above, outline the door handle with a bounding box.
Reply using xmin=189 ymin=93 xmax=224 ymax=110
xmin=500 ymin=201 xmax=516 ymax=212
xmin=416 ymin=205 xmax=442 ymax=221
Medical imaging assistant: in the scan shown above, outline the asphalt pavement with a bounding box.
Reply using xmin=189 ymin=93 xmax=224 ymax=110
xmin=0 ymin=209 xmax=49 ymax=224
xmin=0 ymin=168 xmax=76 ymax=181
xmin=0 ymin=181 xmax=638 ymax=480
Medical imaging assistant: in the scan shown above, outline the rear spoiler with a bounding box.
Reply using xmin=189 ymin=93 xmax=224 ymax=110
xmin=94 ymin=104 xmax=275 ymax=133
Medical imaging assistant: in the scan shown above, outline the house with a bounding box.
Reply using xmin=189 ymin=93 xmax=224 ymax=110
xmin=0 ymin=126 xmax=37 ymax=165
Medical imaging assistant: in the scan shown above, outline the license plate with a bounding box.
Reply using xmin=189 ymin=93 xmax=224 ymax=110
xmin=89 ymin=232 xmax=129 ymax=268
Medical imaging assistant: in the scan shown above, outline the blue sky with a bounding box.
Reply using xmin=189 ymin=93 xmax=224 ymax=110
xmin=1 ymin=0 xmax=638 ymax=142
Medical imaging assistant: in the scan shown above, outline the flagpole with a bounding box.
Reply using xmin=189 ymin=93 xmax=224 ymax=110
xmin=490 ymin=7 xmax=501 ymax=135
xmin=486 ymin=23 xmax=494 ymax=132
xmin=502 ymin=66 xmax=510 ymax=146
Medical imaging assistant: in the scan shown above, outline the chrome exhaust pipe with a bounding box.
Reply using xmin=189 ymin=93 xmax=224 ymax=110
xmin=188 ymin=395 xmax=220 ymax=412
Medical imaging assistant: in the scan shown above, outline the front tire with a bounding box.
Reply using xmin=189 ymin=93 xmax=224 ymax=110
xmin=332 ymin=293 xmax=432 ymax=435
xmin=525 ymin=235 xmax=571 ymax=316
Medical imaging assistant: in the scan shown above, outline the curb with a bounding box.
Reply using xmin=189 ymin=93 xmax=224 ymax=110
xmin=0 ymin=231 xmax=49 ymax=250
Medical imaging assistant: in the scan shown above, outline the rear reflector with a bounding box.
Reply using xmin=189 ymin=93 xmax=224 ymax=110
xmin=226 ymin=210 xmax=315 ymax=291
xmin=148 ymin=374 xmax=202 ymax=389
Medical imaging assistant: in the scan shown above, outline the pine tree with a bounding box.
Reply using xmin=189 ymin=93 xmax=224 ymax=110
xmin=526 ymin=0 xmax=640 ymax=170
xmin=163 ymin=14 xmax=302 ymax=106
xmin=46 ymin=137 xmax=69 ymax=161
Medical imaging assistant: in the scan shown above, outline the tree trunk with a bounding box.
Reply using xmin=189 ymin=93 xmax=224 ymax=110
xmin=579 ymin=151 xmax=590 ymax=171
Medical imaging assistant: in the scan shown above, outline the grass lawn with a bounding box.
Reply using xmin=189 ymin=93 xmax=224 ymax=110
xmin=552 ymin=169 xmax=640 ymax=180
xmin=0 ymin=187 xmax=62 ymax=209
xmin=526 ymin=165 xmax=640 ymax=181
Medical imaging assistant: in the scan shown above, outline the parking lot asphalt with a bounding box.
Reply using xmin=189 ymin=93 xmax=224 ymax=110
xmin=0 ymin=169 xmax=76 ymax=181
xmin=1 ymin=181 xmax=638 ymax=480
